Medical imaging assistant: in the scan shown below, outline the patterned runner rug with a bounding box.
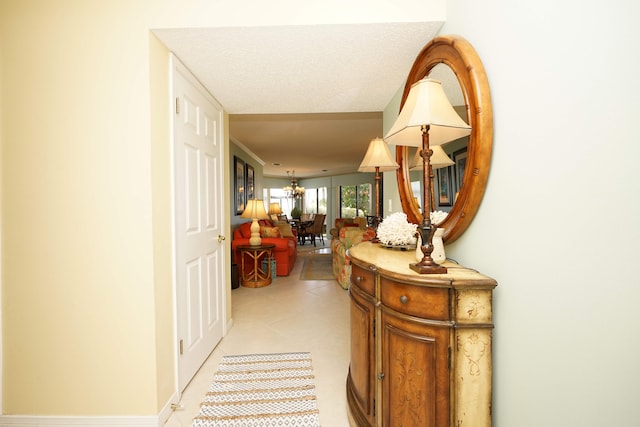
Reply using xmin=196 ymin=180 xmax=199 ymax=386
xmin=192 ymin=352 xmax=321 ymax=427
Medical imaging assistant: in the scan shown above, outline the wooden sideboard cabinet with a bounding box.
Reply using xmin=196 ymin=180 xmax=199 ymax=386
xmin=346 ymin=242 xmax=497 ymax=427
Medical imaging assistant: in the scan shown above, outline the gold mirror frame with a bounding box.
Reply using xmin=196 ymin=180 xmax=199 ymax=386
xmin=395 ymin=35 xmax=493 ymax=244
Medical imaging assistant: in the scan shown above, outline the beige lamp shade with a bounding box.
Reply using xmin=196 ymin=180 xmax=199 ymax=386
xmin=358 ymin=137 xmax=399 ymax=172
xmin=241 ymin=199 xmax=269 ymax=220
xmin=358 ymin=137 xmax=399 ymax=219
xmin=384 ymin=78 xmax=471 ymax=147
xmin=268 ymin=202 xmax=282 ymax=215
xmin=410 ymin=145 xmax=454 ymax=170
xmin=241 ymin=199 xmax=269 ymax=246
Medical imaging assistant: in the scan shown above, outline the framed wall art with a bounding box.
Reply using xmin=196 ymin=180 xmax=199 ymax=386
xmin=234 ymin=156 xmax=246 ymax=215
xmin=454 ymin=148 xmax=467 ymax=193
xmin=246 ymin=164 xmax=255 ymax=200
xmin=437 ymin=166 xmax=454 ymax=207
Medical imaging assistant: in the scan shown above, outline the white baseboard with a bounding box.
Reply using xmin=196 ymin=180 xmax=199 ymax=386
xmin=1 ymin=336 xmax=224 ymax=427
xmin=0 ymin=415 xmax=160 ymax=426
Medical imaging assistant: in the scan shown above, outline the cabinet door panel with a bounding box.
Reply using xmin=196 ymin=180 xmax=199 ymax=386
xmin=347 ymin=285 xmax=376 ymax=425
xmin=381 ymin=312 xmax=450 ymax=427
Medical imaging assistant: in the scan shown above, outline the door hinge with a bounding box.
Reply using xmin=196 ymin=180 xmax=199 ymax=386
xmin=179 ymin=339 xmax=184 ymax=355
xmin=175 ymin=97 xmax=180 ymax=114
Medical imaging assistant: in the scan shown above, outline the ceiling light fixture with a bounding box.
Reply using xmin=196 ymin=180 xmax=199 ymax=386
xmin=283 ymin=171 xmax=305 ymax=199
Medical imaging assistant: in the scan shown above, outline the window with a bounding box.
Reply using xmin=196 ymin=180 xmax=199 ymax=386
xmin=339 ymin=184 xmax=371 ymax=218
xmin=304 ymin=187 xmax=327 ymax=214
xmin=411 ymin=180 xmax=422 ymax=212
xmin=266 ymin=188 xmax=295 ymax=218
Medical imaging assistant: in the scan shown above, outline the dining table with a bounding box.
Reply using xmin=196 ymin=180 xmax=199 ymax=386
xmin=289 ymin=219 xmax=313 ymax=244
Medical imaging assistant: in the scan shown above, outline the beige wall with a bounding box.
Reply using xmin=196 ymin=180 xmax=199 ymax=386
xmin=1 ymin=1 xmax=158 ymax=415
xmin=0 ymin=0 xmax=446 ymax=419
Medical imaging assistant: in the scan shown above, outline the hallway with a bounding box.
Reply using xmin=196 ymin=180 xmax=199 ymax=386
xmin=165 ymin=242 xmax=351 ymax=426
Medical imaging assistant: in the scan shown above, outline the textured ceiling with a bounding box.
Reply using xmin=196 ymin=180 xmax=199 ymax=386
xmin=229 ymin=112 xmax=383 ymax=177
xmin=153 ymin=22 xmax=444 ymax=177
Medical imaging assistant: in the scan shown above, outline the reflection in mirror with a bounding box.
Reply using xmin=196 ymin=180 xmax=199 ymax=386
xmin=395 ymin=35 xmax=493 ymax=244
xmin=408 ymin=64 xmax=468 ymax=221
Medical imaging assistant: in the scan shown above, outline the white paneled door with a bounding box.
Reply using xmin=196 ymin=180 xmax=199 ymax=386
xmin=172 ymin=57 xmax=226 ymax=391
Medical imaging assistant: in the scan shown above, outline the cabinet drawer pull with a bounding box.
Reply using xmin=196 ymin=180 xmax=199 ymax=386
xmin=355 ymin=276 xmax=363 ymax=282
xmin=399 ymin=295 xmax=408 ymax=305
xmin=378 ymin=372 xmax=385 ymax=380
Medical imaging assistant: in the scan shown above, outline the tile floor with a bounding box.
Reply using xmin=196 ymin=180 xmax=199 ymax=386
xmin=164 ymin=239 xmax=351 ymax=427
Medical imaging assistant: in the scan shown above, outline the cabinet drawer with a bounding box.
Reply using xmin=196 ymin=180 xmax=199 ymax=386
xmin=380 ymin=278 xmax=450 ymax=320
xmin=351 ymin=264 xmax=375 ymax=296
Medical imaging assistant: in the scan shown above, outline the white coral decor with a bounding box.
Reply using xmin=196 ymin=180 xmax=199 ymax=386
xmin=376 ymin=212 xmax=418 ymax=246
xmin=430 ymin=210 xmax=448 ymax=224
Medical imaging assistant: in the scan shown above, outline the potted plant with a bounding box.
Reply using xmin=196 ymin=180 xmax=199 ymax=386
xmin=290 ymin=206 xmax=302 ymax=219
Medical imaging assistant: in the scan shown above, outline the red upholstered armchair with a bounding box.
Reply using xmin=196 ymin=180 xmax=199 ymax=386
xmin=231 ymin=220 xmax=298 ymax=276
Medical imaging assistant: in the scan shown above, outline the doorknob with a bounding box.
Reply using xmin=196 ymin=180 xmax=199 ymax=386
xmin=217 ymin=235 xmax=226 ymax=243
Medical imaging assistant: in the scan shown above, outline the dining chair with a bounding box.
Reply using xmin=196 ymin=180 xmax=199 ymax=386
xmin=300 ymin=214 xmax=326 ymax=246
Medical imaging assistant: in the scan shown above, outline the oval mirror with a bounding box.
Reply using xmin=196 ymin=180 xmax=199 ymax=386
xmin=395 ymin=35 xmax=493 ymax=244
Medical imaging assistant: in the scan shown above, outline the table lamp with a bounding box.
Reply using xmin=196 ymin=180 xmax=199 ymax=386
xmin=241 ymin=199 xmax=270 ymax=246
xmin=268 ymin=202 xmax=282 ymax=221
xmin=358 ymin=137 xmax=399 ymax=224
xmin=385 ymin=78 xmax=471 ymax=274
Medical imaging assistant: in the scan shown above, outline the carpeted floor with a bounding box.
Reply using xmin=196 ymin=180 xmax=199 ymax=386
xmin=299 ymin=252 xmax=334 ymax=281
xmin=192 ymin=352 xmax=320 ymax=427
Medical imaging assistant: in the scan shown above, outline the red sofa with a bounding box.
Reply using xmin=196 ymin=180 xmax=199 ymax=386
xmin=231 ymin=220 xmax=298 ymax=276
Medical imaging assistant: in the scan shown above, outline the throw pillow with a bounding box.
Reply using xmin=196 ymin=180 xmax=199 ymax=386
xmin=260 ymin=226 xmax=281 ymax=238
xmin=276 ymin=223 xmax=295 ymax=238
xmin=239 ymin=222 xmax=252 ymax=238
xmin=353 ymin=217 xmax=367 ymax=227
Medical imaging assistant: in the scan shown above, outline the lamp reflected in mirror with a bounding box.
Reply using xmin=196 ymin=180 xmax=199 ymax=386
xmin=410 ymin=145 xmax=454 ymax=216
xmin=385 ymin=78 xmax=470 ymax=274
xmin=410 ymin=145 xmax=454 ymax=170
xmin=267 ymin=202 xmax=283 ymax=221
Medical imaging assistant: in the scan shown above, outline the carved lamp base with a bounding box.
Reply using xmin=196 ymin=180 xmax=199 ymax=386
xmin=410 ymin=261 xmax=447 ymax=274
xmin=411 ymin=223 xmax=447 ymax=274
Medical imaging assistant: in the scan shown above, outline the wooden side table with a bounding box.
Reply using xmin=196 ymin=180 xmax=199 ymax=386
xmin=237 ymin=244 xmax=275 ymax=288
